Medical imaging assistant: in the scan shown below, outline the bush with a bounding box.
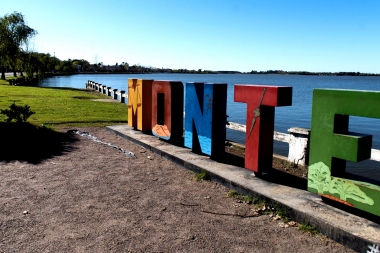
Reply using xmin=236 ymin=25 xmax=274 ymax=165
xmin=195 ymin=170 xmax=210 ymax=181
xmin=0 ymin=102 xmax=35 ymax=123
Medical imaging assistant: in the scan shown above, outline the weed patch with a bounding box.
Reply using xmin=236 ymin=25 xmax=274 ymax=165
xmin=298 ymin=222 xmax=320 ymax=235
xmin=241 ymin=195 xmax=255 ymax=204
xmin=227 ymin=190 xmax=239 ymax=198
xmin=195 ymin=170 xmax=210 ymax=181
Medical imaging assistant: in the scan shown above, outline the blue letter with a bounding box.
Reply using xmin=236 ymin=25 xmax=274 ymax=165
xmin=184 ymin=82 xmax=227 ymax=157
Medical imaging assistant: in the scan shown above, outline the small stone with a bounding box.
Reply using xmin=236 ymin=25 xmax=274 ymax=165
xmin=288 ymin=221 xmax=297 ymax=226
xmin=273 ymin=214 xmax=281 ymax=221
xmin=23 ymin=210 xmax=29 ymax=215
xmin=204 ymin=196 xmax=210 ymax=199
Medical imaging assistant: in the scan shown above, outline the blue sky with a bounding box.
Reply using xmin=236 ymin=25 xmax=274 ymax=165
xmin=2 ymin=0 xmax=380 ymax=73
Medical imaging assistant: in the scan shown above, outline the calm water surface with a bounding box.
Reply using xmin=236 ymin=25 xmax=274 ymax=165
xmin=40 ymin=73 xmax=380 ymax=180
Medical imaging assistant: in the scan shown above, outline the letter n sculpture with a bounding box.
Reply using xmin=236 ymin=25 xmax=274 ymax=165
xmin=127 ymin=79 xmax=153 ymax=131
xmin=151 ymin=80 xmax=184 ymax=143
xmin=309 ymin=89 xmax=380 ymax=216
xmin=234 ymin=85 xmax=292 ymax=174
xmin=184 ymin=83 xmax=227 ymax=158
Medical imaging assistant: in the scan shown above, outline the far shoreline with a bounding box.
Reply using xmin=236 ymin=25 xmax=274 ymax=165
xmin=46 ymin=71 xmax=380 ymax=77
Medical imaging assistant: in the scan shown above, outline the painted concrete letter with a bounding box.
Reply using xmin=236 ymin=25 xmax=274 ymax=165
xmin=127 ymin=79 xmax=153 ymax=131
xmin=234 ymin=85 xmax=292 ymax=174
xmin=151 ymin=80 xmax=184 ymax=142
xmin=184 ymin=82 xmax=227 ymax=157
xmin=308 ymin=89 xmax=380 ymax=216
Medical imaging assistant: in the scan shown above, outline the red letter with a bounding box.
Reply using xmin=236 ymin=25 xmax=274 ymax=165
xmin=151 ymin=80 xmax=184 ymax=143
xmin=234 ymin=85 xmax=292 ymax=174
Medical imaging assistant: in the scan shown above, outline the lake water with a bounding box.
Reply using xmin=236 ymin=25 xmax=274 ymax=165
xmin=40 ymin=73 xmax=380 ymax=181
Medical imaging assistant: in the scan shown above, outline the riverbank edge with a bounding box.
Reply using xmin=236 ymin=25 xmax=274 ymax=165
xmin=106 ymin=124 xmax=380 ymax=253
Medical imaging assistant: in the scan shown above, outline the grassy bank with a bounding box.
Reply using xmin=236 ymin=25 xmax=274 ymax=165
xmin=0 ymin=81 xmax=127 ymax=128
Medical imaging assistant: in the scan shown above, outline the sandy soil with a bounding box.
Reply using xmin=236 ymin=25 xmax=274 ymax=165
xmin=0 ymin=127 xmax=355 ymax=252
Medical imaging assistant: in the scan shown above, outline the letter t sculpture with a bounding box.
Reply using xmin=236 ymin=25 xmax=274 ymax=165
xmin=234 ymin=85 xmax=292 ymax=175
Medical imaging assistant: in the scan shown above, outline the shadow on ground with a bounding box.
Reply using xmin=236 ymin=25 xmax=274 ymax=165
xmin=216 ymin=150 xmax=308 ymax=190
xmin=0 ymin=123 xmax=79 ymax=164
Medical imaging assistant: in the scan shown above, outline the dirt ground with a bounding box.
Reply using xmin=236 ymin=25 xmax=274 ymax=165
xmin=0 ymin=127 xmax=355 ymax=252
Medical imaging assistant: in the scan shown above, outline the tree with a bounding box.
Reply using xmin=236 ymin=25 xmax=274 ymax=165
xmin=57 ymin=59 xmax=73 ymax=73
xmin=79 ymin=59 xmax=90 ymax=72
xmin=123 ymin=62 xmax=129 ymax=71
xmin=21 ymin=51 xmax=44 ymax=82
xmin=0 ymin=12 xmax=37 ymax=79
xmin=47 ymin=56 xmax=60 ymax=73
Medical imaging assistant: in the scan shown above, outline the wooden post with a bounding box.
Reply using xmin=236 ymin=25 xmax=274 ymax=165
xmin=120 ymin=90 xmax=126 ymax=103
xmin=113 ymin=89 xmax=118 ymax=100
xmin=287 ymin=127 xmax=310 ymax=166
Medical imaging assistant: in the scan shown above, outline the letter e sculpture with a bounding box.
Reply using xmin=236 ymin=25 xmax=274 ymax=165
xmin=309 ymin=89 xmax=380 ymax=216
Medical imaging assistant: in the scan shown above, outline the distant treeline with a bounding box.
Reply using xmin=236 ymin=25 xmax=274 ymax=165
xmin=248 ymin=70 xmax=380 ymax=76
xmin=43 ymin=64 xmax=380 ymax=77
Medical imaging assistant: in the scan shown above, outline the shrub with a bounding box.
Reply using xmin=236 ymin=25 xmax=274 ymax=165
xmin=195 ymin=170 xmax=210 ymax=181
xmin=0 ymin=102 xmax=35 ymax=123
xmin=227 ymin=190 xmax=239 ymax=198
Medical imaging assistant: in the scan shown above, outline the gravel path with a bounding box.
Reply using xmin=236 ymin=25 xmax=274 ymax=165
xmin=0 ymin=127 xmax=355 ymax=252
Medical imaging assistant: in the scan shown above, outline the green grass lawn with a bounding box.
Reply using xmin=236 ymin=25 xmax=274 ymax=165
xmin=0 ymin=80 xmax=128 ymax=128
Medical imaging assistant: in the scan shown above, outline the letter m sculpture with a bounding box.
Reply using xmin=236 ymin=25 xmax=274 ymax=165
xmin=128 ymin=79 xmax=153 ymax=131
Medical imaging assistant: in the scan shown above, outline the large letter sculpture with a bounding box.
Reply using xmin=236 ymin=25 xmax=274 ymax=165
xmin=309 ymin=89 xmax=380 ymax=216
xmin=234 ymin=85 xmax=292 ymax=174
xmin=151 ymin=80 xmax=184 ymax=142
xmin=127 ymin=79 xmax=153 ymax=131
xmin=184 ymin=83 xmax=227 ymax=157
